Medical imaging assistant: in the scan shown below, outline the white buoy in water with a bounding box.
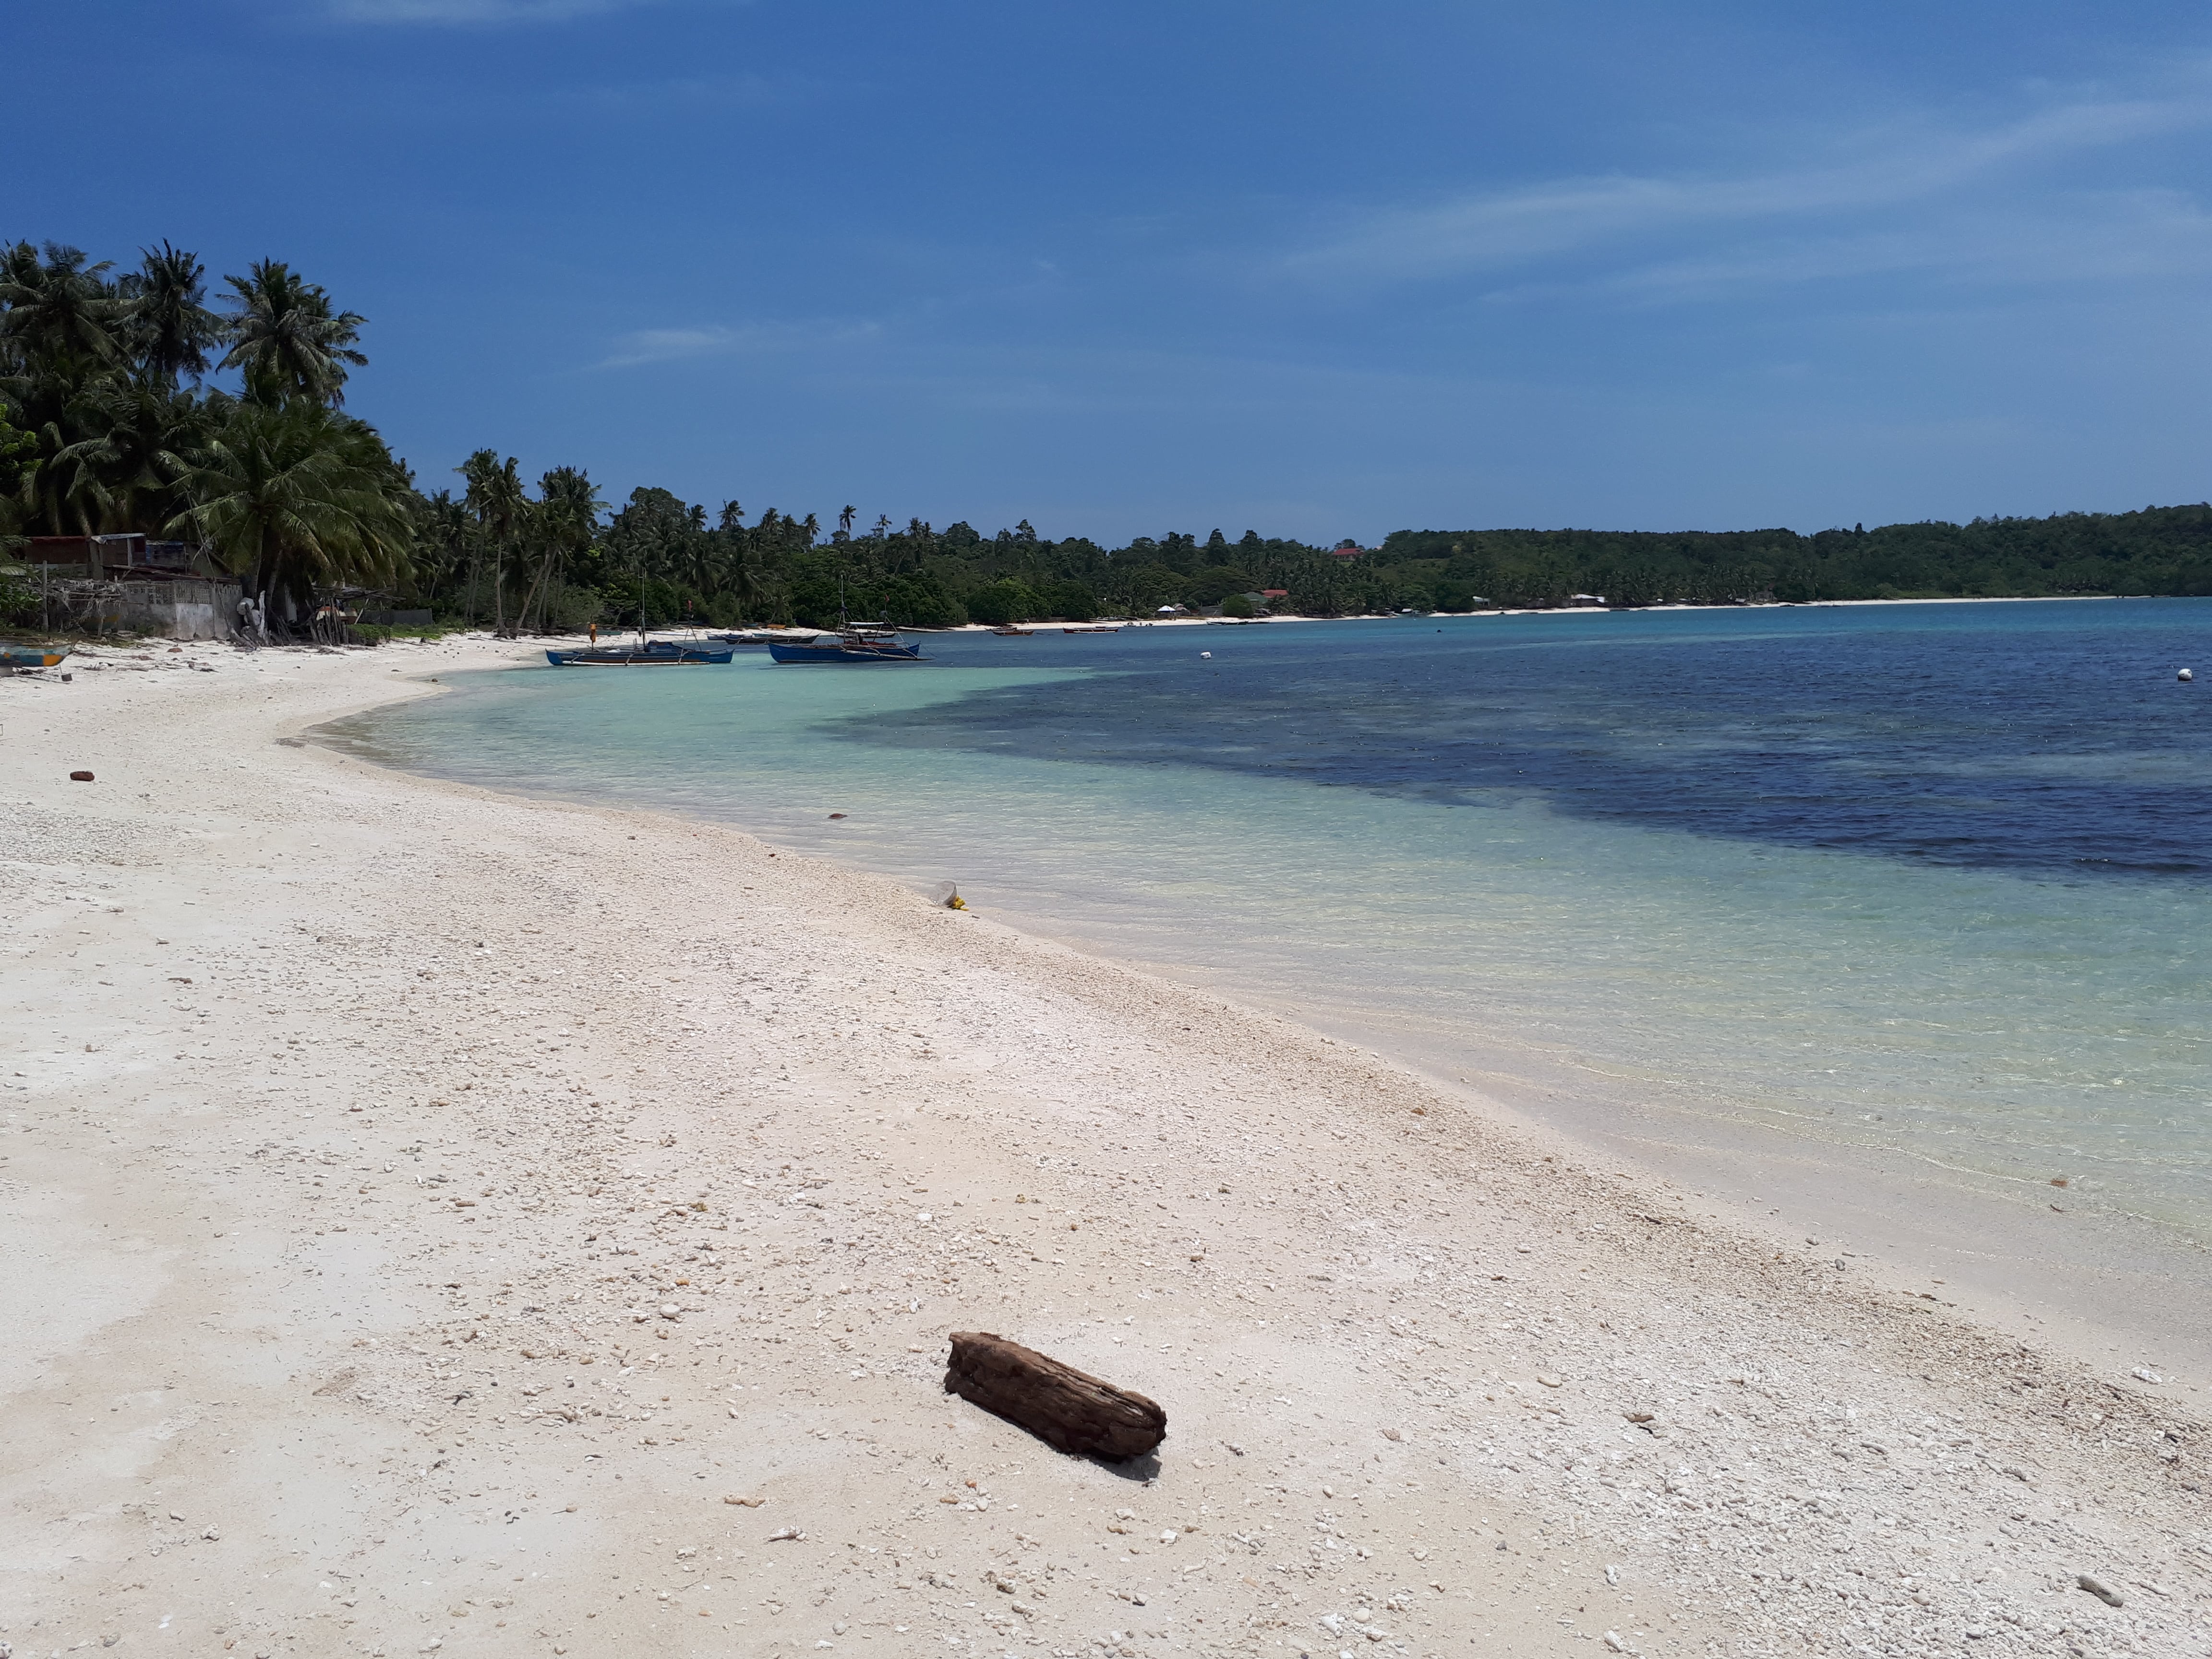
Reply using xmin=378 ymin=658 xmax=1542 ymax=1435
xmin=2181 ymin=668 xmax=2195 ymax=681
xmin=1200 ymin=650 xmax=1212 ymax=659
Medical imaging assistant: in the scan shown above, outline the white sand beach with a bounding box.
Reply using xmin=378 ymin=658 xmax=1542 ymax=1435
xmin=3 ymin=638 xmax=2207 ymax=1659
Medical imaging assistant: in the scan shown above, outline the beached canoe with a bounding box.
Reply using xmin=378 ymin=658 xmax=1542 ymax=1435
xmin=0 ymin=645 xmax=71 ymax=669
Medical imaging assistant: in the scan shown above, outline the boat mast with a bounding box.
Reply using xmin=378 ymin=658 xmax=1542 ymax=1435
xmin=630 ymin=542 xmax=647 ymax=650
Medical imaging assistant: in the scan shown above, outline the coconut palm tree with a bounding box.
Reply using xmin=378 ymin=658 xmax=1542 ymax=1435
xmin=513 ymin=464 xmax=601 ymax=632
xmin=459 ymin=450 xmax=525 ymax=541
xmin=0 ymin=398 xmax=35 ymax=533
xmin=409 ymin=488 xmax=471 ymax=613
xmin=217 ymin=260 xmax=367 ymax=406
xmin=123 ymin=242 xmax=222 ymax=386
xmin=459 ymin=449 xmax=527 ymax=630
xmin=539 ymin=466 xmax=601 ymax=545
xmin=45 ymin=378 xmax=208 ymax=535
xmin=168 ymin=399 xmax=411 ymax=622
xmin=0 ymin=241 xmax=121 ymax=375
xmin=14 ymin=399 xmax=98 ymax=535
xmin=680 ymin=501 xmax=719 ymax=601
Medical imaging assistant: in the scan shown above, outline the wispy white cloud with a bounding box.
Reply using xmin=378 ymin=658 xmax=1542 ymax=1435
xmin=1480 ymin=188 xmax=2212 ymax=308
xmin=594 ymin=318 xmax=883 ymax=369
xmin=329 ymin=0 xmax=663 ymax=25
xmin=1288 ymin=81 xmax=2212 ymax=293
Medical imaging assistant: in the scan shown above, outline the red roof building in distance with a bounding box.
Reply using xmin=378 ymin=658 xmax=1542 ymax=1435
xmin=1260 ymin=588 xmax=1288 ymax=599
xmin=1329 ymin=540 xmax=1368 ymax=558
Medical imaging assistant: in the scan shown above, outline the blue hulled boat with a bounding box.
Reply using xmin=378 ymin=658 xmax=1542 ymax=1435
xmin=767 ymin=629 xmax=924 ymax=664
xmin=545 ymin=640 xmax=734 ymax=667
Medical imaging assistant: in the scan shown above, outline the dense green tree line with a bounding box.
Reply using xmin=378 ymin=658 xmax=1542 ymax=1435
xmin=10 ymin=235 xmax=2212 ymax=637
xmin=1376 ymin=511 xmax=2212 ymax=608
xmin=559 ymin=511 xmax=1427 ymax=629
xmin=561 ymin=501 xmax=2212 ymax=628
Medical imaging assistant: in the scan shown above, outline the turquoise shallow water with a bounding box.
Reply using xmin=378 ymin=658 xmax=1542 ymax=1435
xmin=328 ymin=602 xmax=2212 ymax=1244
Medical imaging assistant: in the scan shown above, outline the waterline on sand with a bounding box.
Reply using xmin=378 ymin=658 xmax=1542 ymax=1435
xmin=332 ymin=606 xmax=2212 ymax=1250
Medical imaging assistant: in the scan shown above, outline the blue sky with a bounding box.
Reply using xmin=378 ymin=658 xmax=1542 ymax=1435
xmin=14 ymin=1 xmax=2212 ymax=542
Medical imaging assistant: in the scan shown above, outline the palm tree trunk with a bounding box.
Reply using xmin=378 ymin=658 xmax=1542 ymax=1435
xmin=517 ymin=548 xmax=558 ymax=634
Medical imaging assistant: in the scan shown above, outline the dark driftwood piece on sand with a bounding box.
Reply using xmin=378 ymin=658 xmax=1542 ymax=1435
xmin=944 ymin=1331 xmax=1167 ymax=1460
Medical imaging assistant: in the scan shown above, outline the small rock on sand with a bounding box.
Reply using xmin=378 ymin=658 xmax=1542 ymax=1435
xmin=2078 ymin=1574 xmax=2124 ymax=1607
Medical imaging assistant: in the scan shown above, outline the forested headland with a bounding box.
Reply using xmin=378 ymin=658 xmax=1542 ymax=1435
xmin=8 ymin=236 xmax=2212 ymax=637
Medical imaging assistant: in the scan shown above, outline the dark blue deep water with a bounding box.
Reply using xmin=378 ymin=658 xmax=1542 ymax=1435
xmin=850 ymin=600 xmax=2212 ymax=881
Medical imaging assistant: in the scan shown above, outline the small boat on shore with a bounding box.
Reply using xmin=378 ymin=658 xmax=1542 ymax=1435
xmin=0 ymin=645 xmax=71 ymax=669
xmin=706 ymin=628 xmax=803 ymax=649
xmin=768 ymin=628 xmax=925 ymax=664
xmin=545 ymin=640 xmax=734 ymax=667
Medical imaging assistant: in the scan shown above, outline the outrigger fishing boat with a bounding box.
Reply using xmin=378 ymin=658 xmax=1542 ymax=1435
xmin=705 ymin=628 xmax=801 ymax=649
xmin=544 ymin=638 xmax=733 ymax=667
xmin=767 ymin=627 xmax=924 ymax=664
xmin=766 ymin=559 xmax=926 ymax=662
xmin=0 ymin=645 xmax=71 ymax=669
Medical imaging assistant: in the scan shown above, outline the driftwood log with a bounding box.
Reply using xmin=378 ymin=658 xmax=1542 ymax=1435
xmin=944 ymin=1331 xmax=1167 ymax=1461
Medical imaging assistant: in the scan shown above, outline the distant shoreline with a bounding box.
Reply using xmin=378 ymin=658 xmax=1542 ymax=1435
xmin=906 ymin=591 xmax=2143 ymax=631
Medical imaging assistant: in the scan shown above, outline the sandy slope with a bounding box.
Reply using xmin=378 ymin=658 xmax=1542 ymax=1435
xmin=2 ymin=637 xmax=2207 ymax=1659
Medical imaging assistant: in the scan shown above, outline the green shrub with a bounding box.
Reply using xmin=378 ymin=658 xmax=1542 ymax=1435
xmin=1037 ymin=579 xmax=1099 ymax=621
xmin=545 ymin=582 xmax=605 ymax=631
xmin=1431 ymin=581 xmax=1480 ymax=613
xmin=877 ymin=573 xmax=967 ymax=628
xmin=0 ymin=563 xmax=36 ymax=626
xmin=966 ymin=578 xmax=1042 ymax=625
